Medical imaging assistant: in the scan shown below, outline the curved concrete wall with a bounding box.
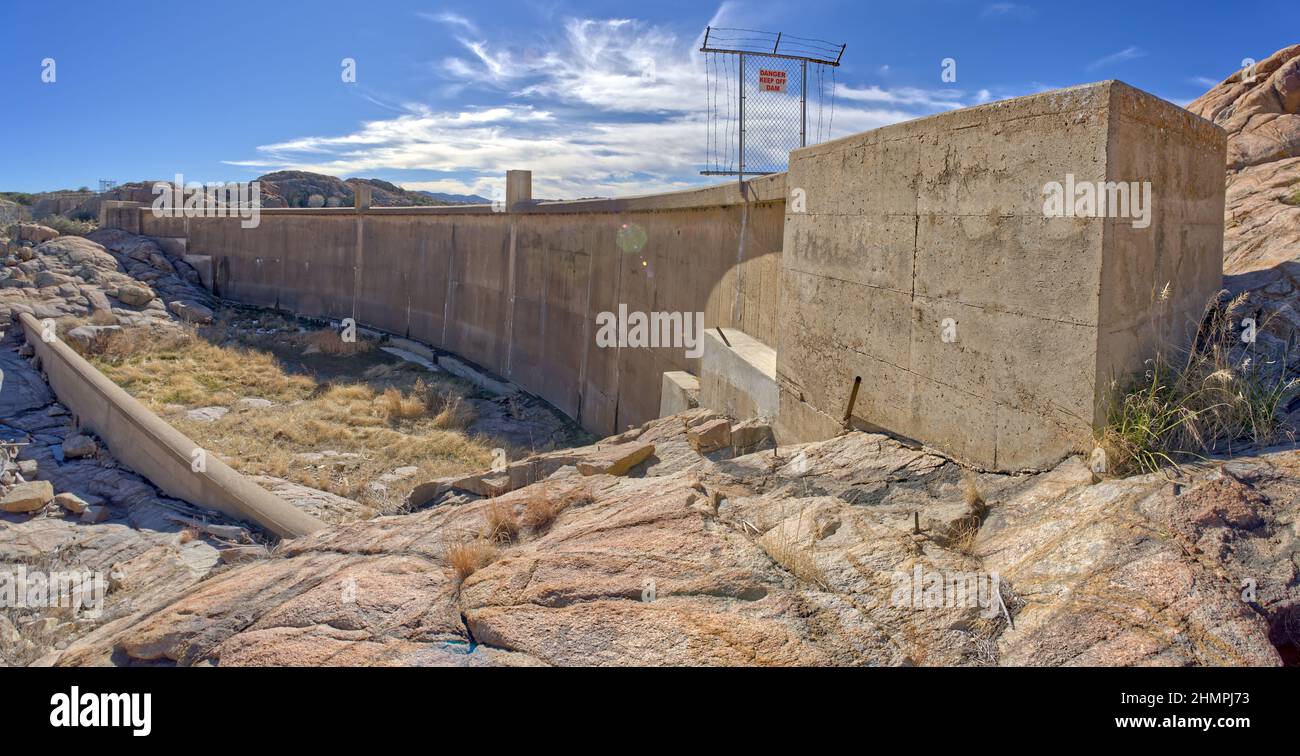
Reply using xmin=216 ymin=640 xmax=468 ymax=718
xmin=123 ymin=175 xmax=786 ymax=436
xmin=103 ymin=81 xmax=1226 ymax=472
xmin=18 ymin=313 xmax=325 ymax=538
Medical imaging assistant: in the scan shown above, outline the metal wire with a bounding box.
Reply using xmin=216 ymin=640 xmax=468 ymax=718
xmin=700 ymin=28 xmax=842 ymax=176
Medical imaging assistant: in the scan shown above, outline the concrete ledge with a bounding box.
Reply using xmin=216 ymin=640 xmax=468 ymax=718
xmin=659 ymin=371 xmax=700 ymax=417
xmin=182 ymin=254 xmax=214 ymax=292
xmin=17 ymin=313 xmax=325 ymax=538
xmin=700 ymin=328 xmax=779 ymax=421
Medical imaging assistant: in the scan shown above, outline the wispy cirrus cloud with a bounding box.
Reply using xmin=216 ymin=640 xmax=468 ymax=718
xmin=1085 ymin=45 xmax=1146 ymax=72
xmin=981 ymin=3 xmax=1036 ymax=18
xmin=226 ymin=9 xmax=1021 ymax=199
xmin=418 ymin=10 xmax=479 ymax=35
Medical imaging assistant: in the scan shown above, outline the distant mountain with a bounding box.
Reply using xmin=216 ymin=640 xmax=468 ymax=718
xmin=255 ymin=172 xmax=452 ymax=208
xmin=416 ymin=191 xmax=492 ymax=205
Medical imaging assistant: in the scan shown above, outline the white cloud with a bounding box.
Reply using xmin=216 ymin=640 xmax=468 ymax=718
xmin=981 ymin=3 xmax=1035 ymax=18
xmin=418 ymin=11 xmax=479 ymax=35
xmin=227 ymin=10 xmax=1002 ymax=198
xmin=835 ymin=84 xmax=966 ymax=110
xmin=1085 ymin=46 xmax=1146 ymax=72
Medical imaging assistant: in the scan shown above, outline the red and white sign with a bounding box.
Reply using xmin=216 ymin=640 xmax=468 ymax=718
xmin=758 ymin=68 xmax=787 ymax=93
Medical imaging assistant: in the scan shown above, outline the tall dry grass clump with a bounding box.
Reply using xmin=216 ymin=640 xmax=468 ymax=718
xmin=303 ymin=328 xmax=374 ymax=356
xmin=1101 ymin=289 xmax=1298 ymax=475
xmin=446 ymin=538 xmax=496 ymax=582
xmin=483 ymin=500 xmax=520 ymax=543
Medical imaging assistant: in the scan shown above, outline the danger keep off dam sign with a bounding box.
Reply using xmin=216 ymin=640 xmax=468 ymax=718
xmin=758 ymin=68 xmax=787 ymax=92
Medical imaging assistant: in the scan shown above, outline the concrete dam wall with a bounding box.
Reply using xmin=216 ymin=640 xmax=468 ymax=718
xmin=110 ymin=175 xmax=787 ymax=439
xmin=103 ymin=80 xmax=1227 ymax=472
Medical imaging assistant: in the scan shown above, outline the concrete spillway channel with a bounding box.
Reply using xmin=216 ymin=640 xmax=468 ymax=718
xmin=17 ymin=312 xmax=325 ymax=538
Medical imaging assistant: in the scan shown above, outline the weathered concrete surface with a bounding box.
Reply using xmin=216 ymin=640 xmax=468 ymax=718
xmin=116 ymin=175 xmax=787 ymax=441
xmin=775 ymin=80 xmax=1227 ymax=470
xmin=659 ymin=370 xmax=699 ymax=417
xmin=17 ymin=313 xmax=325 ymax=538
xmin=699 ymin=328 xmax=778 ymax=422
xmin=106 ymin=82 xmax=1224 ymax=472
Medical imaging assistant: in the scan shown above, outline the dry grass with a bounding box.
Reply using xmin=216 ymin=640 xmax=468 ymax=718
xmin=1101 ymin=290 xmax=1299 ymax=476
xmin=520 ymin=485 xmax=593 ymax=533
xmin=446 ymin=538 xmax=497 ymax=582
xmin=936 ymin=471 xmax=990 ymax=554
xmin=88 ymin=309 xmax=118 ymax=326
xmin=79 ymin=323 xmax=495 ymax=514
xmin=303 ymin=328 xmax=375 ymax=356
xmin=380 ymin=387 xmax=426 ymax=420
xmin=84 ymin=327 xmax=317 ymax=406
xmin=484 ymin=500 xmax=520 ymax=543
xmin=760 ymin=516 xmax=828 ymax=590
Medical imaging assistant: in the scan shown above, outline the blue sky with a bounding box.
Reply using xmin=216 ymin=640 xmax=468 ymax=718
xmin=1 ymin=0 xmax=1293 ymax=197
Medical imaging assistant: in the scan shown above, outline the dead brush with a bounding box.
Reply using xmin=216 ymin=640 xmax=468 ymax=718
xmin=483 ymin=499 xmax=520 ymax=543
xmin=379 ymin=387 xmax=425 ymax=420
xmin=445 ymin=538 xmax=497 ymax=583
xmin=88 ymin=309 xmax=118 ymax=326
xmin=520 ymin=484 xmax=594 ymax=533
xmin=933 ymin=470 xmax=991 ymax=554
xmin=759 ymin=512 xmax=829 ymax=590
xmin=304 ymin=328 xmax=374 ymax=356
xmin=1101 ymin=289 xmax=1300 ymax=476
xmin=414 ymin=380 xmax=476 ymax=429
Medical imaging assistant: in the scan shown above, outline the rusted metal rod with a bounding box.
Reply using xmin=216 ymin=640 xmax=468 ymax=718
xmin=842 ymin=375 xmax=862 ymax=425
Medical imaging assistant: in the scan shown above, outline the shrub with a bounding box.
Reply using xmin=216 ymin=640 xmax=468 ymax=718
xmin=42 ymin=214 xmax=96 ymax=237
xmin=484 ymin=500 xmax=520 ymax=543
xmin=446 ymin=538 xmax=496 ymax=582
xmin=1101 ymin=290 xmax=1298 ymax=475
xmin=379 ymin=387 xmax=425 ymax=420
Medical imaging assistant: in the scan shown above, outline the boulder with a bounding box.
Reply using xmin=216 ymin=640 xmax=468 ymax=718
xmin=1186 ymin=44 xmax=1300 ymax=273
xmin=61 ymin=434 xmax=98 ymax=459
xmin=185 ymin=406 xmax=229 ymax=423
xmin=730 ymin=419 xmax=774 ymax=454
xmin=15 ymin=223 xmax=59 ymax=244
xmin=64 ymin=324 xmax=121 ymax=353
xmin=80 ymin=505 xmax=111 ymax=523
xmin=113 ymin=283 xmax=154 ymax=306
xmin=1 ymin=480 xmax=55 ymax=513
xmin=53 ymin=492 xmax=89 ymax=514
xmin=687 ymin=417 xmax=732 ymax=454
xmin=33 ymin=271 xmax=73 ymax=288
xmin=574 ymin=441 xmax=655 ymax=476
xmin=167 ymin=299 xmax=214 ymax=324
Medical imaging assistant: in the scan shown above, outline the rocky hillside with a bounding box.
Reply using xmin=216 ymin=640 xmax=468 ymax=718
xmin=30 ymin=409 xmax=1299 ymax=667
xmin=25 ymin=172 xmax=451 ymax=222
xmin=1188 ymin=44 xmax=1300 ymax=273
xmin=254 ymin=172 xmax=450 ymax=209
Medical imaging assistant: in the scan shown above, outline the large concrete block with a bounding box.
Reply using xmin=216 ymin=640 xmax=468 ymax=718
xmin=659 ymin=371 xmax=700 ymax=417
xmin=777 ymin=80 xmax=1226 ymax=471
xmin=699 ymin=328 xmax=778 ymax=422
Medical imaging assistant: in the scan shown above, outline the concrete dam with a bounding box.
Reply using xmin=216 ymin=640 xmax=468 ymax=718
xmin=102 ymin=80 xmax=1226 ymax=472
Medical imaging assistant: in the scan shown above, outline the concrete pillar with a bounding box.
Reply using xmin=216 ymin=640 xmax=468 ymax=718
xmin=353 ymin=183 xmax=372 ymax=211
xmin=506 ymin=170 xmax=532 ymax=211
